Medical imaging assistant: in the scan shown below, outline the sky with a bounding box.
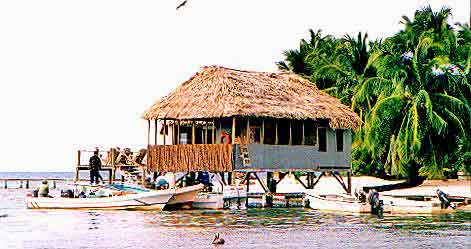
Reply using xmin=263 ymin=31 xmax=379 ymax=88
xmin=0 ymin=0 xmax=469 ymax=172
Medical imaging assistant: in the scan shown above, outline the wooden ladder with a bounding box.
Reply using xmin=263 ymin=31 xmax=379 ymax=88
xmin=237 ymin=137 xmax=251 ymax=167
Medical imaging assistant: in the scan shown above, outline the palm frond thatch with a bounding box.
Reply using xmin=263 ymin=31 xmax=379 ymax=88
xmin=143 ymin=66 xmax=362 ymax=129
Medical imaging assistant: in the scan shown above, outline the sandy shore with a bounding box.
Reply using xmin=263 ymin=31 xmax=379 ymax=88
xmin=246 ymin=174 xmax=470 ymax=198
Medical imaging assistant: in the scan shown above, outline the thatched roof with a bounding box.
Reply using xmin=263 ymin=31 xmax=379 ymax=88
xmin=143 ymin=66 xmax=361 ymax=129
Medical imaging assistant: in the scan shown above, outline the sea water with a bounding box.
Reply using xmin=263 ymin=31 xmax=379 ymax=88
xmin=0 ymin=172 xmax=470 ymax=249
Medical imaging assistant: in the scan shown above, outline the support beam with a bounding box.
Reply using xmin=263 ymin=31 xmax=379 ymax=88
xmin=293 ymin=173 xmax=308 ymax=189
xmin=289 ymin=121 xmax=292 ymax=145
xmin=246 ymin=118 xmax=250 ymax=143
xmin=347 ymin=172 xmax=352 ymax=194
xmin=192 ymin=121 xmax=196 ymax=144
xmin=177 ymin=121 xmax=180 ymax=145
xmin=275 ymin=121 xmax=279 ymax=145
xmin=245 ymin=172 xmax=250 ymax=207
xmin=261 ymin=119 xmax=265 ymax=144
xmin=332 ymin=172 xmax=349 ymax=193
xmin=232 ymin=117 xmax=236 ymax=144
xmin=147 ymin=120 xmax=151 ymax=146
xmin=204 ymin=121 xmax=208 ymax=144
xmin=212 ymin=119 xmax=216 ymax=144
xmin=154 ymin=119 xmax=158 ymax=145
xmin=163 ymin=119 xmax=166 ymax=145
xmin=301 ymin=121 xmax=305 ymax=145
xmin=310 ymin=172 xmax=325 ymax=189
xmin=253 ymin=172 xmax=268 ymax=193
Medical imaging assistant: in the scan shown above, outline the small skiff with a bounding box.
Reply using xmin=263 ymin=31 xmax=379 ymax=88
xmin=382 ymin=195 xmax=455 ymax=214
xmin=26 ymin=184 xmax=200 ymax=210
xmin=305 ymin=192 xmax=372 ymax=213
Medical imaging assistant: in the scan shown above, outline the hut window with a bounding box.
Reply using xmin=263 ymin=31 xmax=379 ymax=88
xmin=318 ymin=128 xmax=327 ymax=152
xmin=336 ymin=129 xmax=344 ymax=152
xmin=304 ymin=120 xmax=317 ymax=146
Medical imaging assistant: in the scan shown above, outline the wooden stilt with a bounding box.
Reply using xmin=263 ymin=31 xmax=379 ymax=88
xmin=26 ymin=180 xmax=30 ymax=189
xmin=301 ymin=121 xmax=305 ymax=145
xmin=253 ymin=172 xmax=268 ymax=193
xmin=275 ymin=121 xmax=278 ymax=145
xmin=163 ymin=120 xmax=166 ymax=145
xmin=232 ymin=117 xmax=236 ymax=144
xmin=147 ymin=120 xmax=151 ymax=146
xmin=311 ymin=172 xmax=325 ymax=189
xmin=212 ymin=119 xmax=216 ymax=144
xmin=192 ymin=121 xmax=196 ymax=144
xmin=289 ymin=121 xmax=292 ymax=145
xmin=246 ymin=118 xmax=250 ymax=143
xmin=347 ymin=172 xmax=352 ymax=194
xmin=293 ymin=173 xmax=308 ymax=189
xmin=154 ymin=119 xmax=158 ymax=145
xmin=177 ymin=120 xmax=180 ymax=145
xmin=245 ymin=172 xmax=250 ymax=207
xmin=261 ymin=119 xmax=265 ymax=144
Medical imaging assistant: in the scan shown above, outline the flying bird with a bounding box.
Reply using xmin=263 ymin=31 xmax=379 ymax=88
xmin=176 ymin=0 xmax=188 ymax=10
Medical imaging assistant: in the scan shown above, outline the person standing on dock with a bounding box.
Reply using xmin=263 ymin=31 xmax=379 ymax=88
xmin=89 ymin=150 xmax=104 ymax=185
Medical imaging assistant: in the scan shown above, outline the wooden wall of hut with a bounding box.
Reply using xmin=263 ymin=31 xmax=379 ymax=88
xmin=147 ymin=144 xmax=234 ymax=172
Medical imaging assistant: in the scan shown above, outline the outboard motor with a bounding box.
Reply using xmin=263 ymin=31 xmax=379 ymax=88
xmin=436 ymin=189 xmax=456 ymax=210
xmin=368 ymin=189 xmax=383 ymax=216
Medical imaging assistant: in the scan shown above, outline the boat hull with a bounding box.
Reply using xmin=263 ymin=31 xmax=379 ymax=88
xmin=166 ymin=184 xmax=204 ymax=209
xmin=382 ymin=196 xmax=455 ymax=214
xmin=192 ymin=192 xmax=224 ymax=209
xmin=305 ymin=192 xmax=371 ymax=213
xmin=26 ymin=188 xmax=176 ymax=210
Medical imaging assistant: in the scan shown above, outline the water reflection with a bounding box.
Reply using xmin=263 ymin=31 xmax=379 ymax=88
xmin=2 ymin=189 xmax=470 ymax=249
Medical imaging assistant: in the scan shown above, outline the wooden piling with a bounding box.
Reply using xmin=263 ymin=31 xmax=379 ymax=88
xmin=4 ymin=180 xmax=7 ymax=189
xmin=53 ymin=180 xmax=57 ymax=189
xmin=19 ymin=180 xmax=23 ymax=188
xmin=26 ymin=180 xmax=30 ymax=189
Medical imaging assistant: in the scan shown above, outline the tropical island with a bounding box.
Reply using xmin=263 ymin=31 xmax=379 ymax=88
xmin=276 ymin=6 xmax=470 ymax=184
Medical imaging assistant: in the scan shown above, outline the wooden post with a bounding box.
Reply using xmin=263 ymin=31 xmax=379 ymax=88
xmin=261 ymin=119 xmax=265 ymax=144
xmin=347 ymin=172 xmax=352 ymax=194
xmin=4 ymin=180 xmax=7 ymax=189
xmin=19 ymin=180 xmax=23 ymax=188
xmin=192 ymin=121 xmax=196 ymax=144
xmin=177 ymin=120 xmax=180 ymax=145
xmin=219 ymin=120 xmax=222 ymax=144
xmin=75 ymin=166 xmax=79 ymax=182
xmin=77 ymin=150 xmax=81 ymax=166
xmin=246 ymin=172 xmax=250 ymax=207
xmin=204 ymin=121 xmax=208 ymax=144
xmin=232 ymin=117 xmax=236 ymax=143
xmin=246 ymin=118 xmax=250 ymax=143
xmin=154 ymin=119 xmax=158 ymax=145
xmin=53 ymin=181 xmax=56 ymax=189
xmin=301 ymin=121 xmax=305 ymax=145
xmin=212 ymin=119 xmax=216 ymax=144
xmin=289 ymin=121 xmax=292 ymax=145
xmin=163 ymin=120 xmax=166 ymax=145
xmin=147 ymin=120 xmax=151 ymax=146
xmin=275 ymin=121 xmax=278 ymax=145
xmin=26 ymin=180 xmax=30 ymax=189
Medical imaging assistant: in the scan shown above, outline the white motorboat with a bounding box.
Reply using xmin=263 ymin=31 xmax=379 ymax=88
xmin=305 ymin=191 xmax=372 ymax=213
xmin=26 ymin=184 xmax=200 ymax=210
xmin=166 ymin=184 xmax=205 ymax=209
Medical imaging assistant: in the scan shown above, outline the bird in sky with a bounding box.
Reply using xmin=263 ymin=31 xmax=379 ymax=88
xmin=176 ymin=0 xmax=188 ymax=10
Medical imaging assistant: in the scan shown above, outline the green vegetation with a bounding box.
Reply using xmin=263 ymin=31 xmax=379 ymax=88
xmin=277 ymin=6 xmax=471 ymax=181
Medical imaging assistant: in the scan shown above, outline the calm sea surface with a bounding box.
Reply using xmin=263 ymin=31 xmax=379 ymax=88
xmin=0 ymin=172 xmax=470 ymax=249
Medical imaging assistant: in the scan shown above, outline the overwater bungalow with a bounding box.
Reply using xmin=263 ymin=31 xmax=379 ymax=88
xmin=143 ymin=66 xmax=362 ymax=194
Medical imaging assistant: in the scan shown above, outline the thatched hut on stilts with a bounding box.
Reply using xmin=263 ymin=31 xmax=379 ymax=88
xmin=143 ymin=66 xmax=361 ymax=203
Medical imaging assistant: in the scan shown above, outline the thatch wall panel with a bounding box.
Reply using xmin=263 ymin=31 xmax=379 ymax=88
xmin=147 ymin=144 xmax=233 ymax=172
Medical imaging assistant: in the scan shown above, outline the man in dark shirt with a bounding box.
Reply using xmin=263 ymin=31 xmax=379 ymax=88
xmin=89 ymin=150 xmax=103 ymax=185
